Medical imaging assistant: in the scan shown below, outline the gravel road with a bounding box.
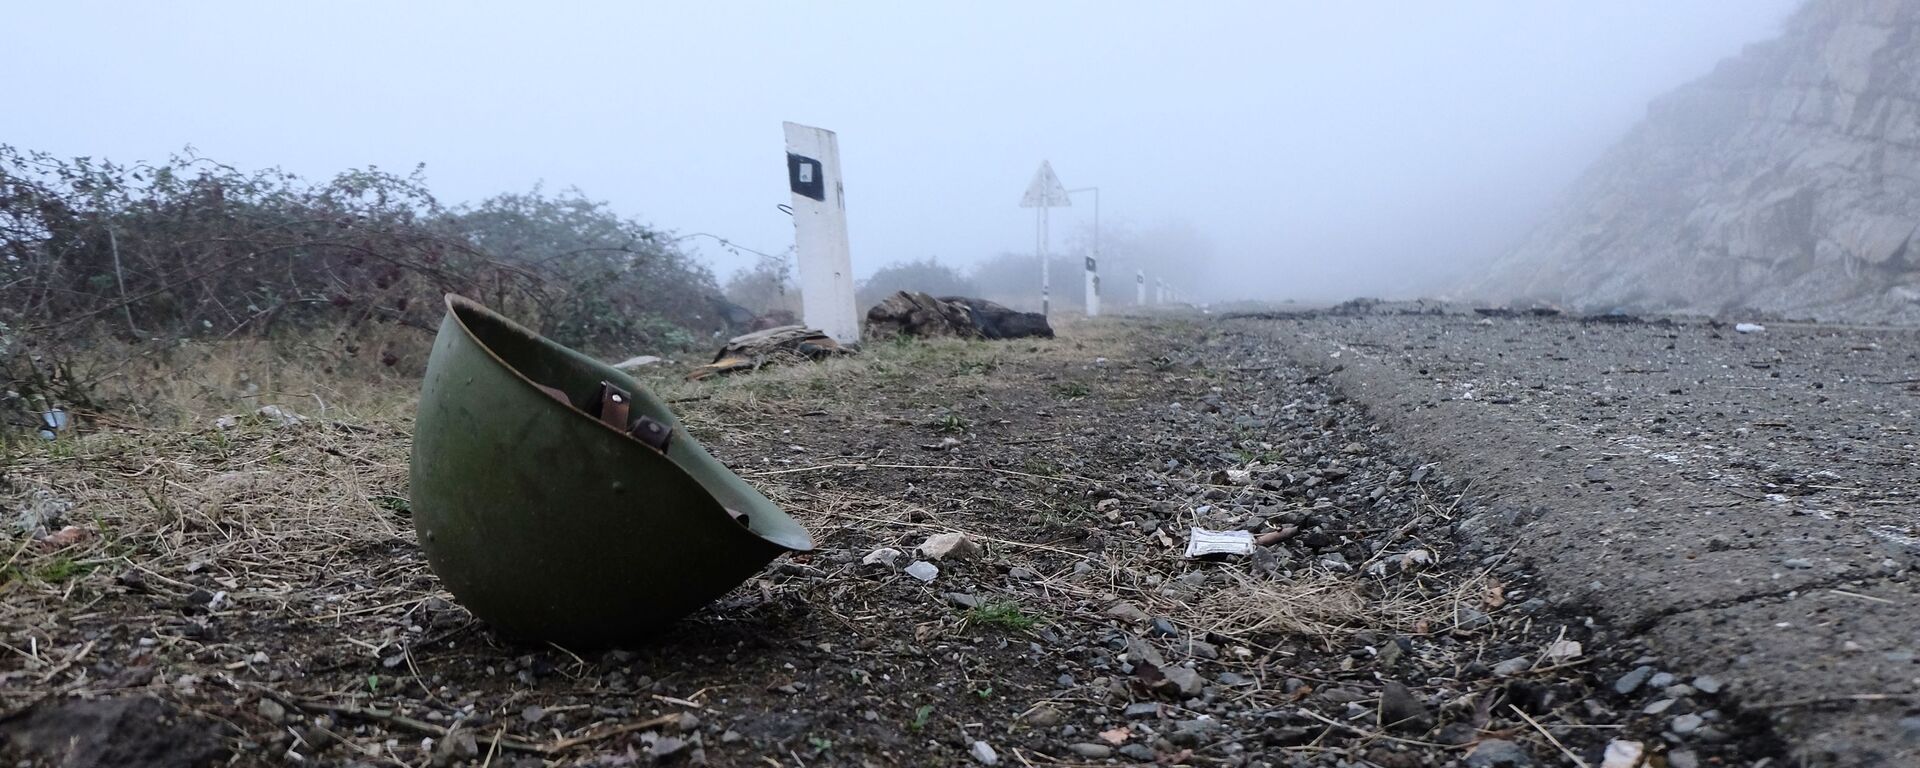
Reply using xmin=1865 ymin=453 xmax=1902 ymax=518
xmin=1233 ymin=305 xmax=1920 ymax=765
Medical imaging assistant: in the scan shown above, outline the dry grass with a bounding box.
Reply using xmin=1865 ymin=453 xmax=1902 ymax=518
xmin=0 ymin=321 xmax=1095 ymax=650
xmin=0 ymin=417 xmax=417 ymax=634
xmin=1 ymin=350 xmax=425 ymax=720
xmin=49 ymin=324 xmax=433 ymax=431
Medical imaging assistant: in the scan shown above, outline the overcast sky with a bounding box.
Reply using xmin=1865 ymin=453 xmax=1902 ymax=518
xmin=8 ymin=1 xmax=1802 ymax=301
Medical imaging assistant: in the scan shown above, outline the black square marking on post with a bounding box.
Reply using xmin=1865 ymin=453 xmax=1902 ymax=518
xmin=1085 ymin=256 xmax=1097 ymax=272
xmin=787 ymin=153 xmax=825 ymax=201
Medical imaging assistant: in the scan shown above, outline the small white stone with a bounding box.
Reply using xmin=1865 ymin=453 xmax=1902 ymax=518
xmin=969 ymin=740 xmax=998 ymax=765
xmin=904 ymin=561 xmax=939 ymax=582
xmin=861 ymin=548 xmax=902 ymax=568
xmin=1600 ymin=739 xmax=1644 ymax=768
xmin=918 ymin=531 xmax=982 ymax=561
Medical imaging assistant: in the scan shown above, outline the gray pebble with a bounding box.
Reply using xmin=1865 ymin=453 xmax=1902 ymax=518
xmin=1614 ymin=665 xmax=1654 ymax=695
xmin=1455 ymin=606 xmax=1491 ymax=631
xmin=1377 ymin=682 xmax=1431 ymax=734
xmin=1492 ymin=656 xmax=1531 ymax=677
xmin=1318 ymin=687 xmax=1366 ymax=704
xmin=1067 ymin=743 xmax=1113 ymax=759
xmin=1464 ymin=738 xmax=1533 ymax=767
xmin=1217 ymin=671 xmax=1253 ymax=686
xmin=1159 ymin=666 xmax=1206 ymax=698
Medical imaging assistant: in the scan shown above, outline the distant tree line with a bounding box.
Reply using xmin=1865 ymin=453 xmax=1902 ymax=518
xmin=767 ymin=219 xmax=1213 ymax=315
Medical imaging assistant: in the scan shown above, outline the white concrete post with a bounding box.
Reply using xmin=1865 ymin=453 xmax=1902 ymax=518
xmin=1136 ymin=270 xmax=1146 ymax=306
xmin=783 ymin=122 xmax=859 ymax=345
xmin=1084 ymin=256 xmax=1100 ymax=317
xmin=1067 ymin=186 xmax=1100 ymax=317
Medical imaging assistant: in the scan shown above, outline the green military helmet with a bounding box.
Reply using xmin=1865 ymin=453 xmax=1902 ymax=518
xmin=410 ymin=294 xmax=813 ymax=644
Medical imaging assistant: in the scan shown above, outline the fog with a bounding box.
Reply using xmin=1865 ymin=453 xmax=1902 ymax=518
xmin=8 ymin=1 xmax=1802 ymax=304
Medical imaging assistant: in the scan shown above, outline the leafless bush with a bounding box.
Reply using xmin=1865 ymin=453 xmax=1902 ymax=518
xmin=0 ymin=146 xmax=725 ymax=430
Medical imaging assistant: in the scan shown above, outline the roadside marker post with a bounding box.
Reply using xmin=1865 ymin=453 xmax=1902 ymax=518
xmin=1020 ymin=161 xmax=1071 ymax=316
xmin=783 ymin=122 xmax=860 ymax=345
xmin=1068 ymin=186 xmax=1100 ymax=317
xmin=1136 ymin=270 xmax=1146 ymax=306
xmin=1084 ymin=257 xmax=1100 ymax=317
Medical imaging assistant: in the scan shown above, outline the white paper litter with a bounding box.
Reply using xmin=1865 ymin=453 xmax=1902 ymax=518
xmin=1184 ymin=527 xmax=1256 ymax=558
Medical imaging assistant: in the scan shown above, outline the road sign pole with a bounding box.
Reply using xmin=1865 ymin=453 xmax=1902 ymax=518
xmin=1020 ymin=160 xmax=1072 ymax=317
xmin=783 ymin=122 xmax=859 ymax=344
xmin=1038 ymin=207 xmax=1050 ymax=316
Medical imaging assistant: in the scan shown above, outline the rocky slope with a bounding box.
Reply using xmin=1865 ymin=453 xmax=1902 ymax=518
xmin=1479 ymin=0 xmax=1920 ymax=322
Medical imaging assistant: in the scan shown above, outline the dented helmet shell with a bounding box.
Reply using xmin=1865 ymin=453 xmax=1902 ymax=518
xmin=409 ymin=295 xmax=811 ymax=644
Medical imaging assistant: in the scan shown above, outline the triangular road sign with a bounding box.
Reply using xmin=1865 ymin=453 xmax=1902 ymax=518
xmin=1020 ymin=160 xmax=1072 ymax=208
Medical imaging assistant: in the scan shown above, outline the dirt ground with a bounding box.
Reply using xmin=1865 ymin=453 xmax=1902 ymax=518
xmin=0 ymin=310 xmax=1899 ymax=766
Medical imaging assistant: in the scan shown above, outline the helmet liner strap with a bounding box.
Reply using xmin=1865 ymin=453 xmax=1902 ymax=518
xmin=627 ymin=415 xmax=673 ymax=452
xmin=591 ymin=381 xmax=633 ymax=431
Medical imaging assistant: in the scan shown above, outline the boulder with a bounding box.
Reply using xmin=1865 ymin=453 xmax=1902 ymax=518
xmin=865 ymin=291 xmax=1053 ymax=340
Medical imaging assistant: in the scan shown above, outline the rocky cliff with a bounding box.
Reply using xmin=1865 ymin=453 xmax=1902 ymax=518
xmin=1478 ymin=0 xmax=1920 ymax=321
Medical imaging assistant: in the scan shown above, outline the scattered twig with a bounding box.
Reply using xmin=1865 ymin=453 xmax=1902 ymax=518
xmin=537 ymin=713 xmax=680 ymax=753
xmin=259 ymin=690 xmax=543 ymax=755
xmin=1827 ymin=588 xmax=1894 ymax=605
xmin=1753 ymin=692 xmax=1916 ymax=710
xmin=1508 ymin=704 xmax=1587 ymax=768
xmin=1295 ymin=707 xmax=1458 ymax=750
